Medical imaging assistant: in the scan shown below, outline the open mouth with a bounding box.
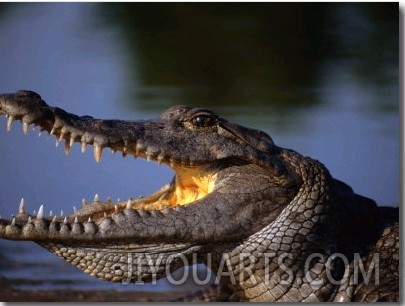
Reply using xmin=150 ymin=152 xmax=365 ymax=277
xmin=4 ymin=114 xmax=218 ymax=223
xmin=88 ymin=162 xmax=219 ymax=215
xmin=0 ymin=90 xmax=228 ymax=225
xmin=1 ymin=91 xmax=280 ymax=240
xmin=143 ymin=165 xmax=218 ymax=209
xmin=96 ymin=142 xmax=219 ymax=212
xmin=40 ymin=134 xmax=214 ymax=214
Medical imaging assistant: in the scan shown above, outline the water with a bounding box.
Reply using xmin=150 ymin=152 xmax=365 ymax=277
xmin=0 ymin=3 xmax=399 ymax=295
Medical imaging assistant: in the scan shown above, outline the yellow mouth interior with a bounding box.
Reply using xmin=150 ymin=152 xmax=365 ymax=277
xmin=70 ymin=165 xmax=218 ymax=222
xmin=131 ymin=165 xmax=217 ymax=210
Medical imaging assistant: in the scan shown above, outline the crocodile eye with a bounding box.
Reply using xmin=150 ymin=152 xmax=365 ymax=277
xmin=191 ymin=114 xmax=217 ymax=128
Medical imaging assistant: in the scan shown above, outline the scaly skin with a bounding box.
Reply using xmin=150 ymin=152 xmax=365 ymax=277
xmin=0 ymin=90 xmax=399 ymax=301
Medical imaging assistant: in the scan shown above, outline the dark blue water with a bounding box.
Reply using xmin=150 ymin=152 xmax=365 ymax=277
xmin=0 ymin=3 xmax=399 ymax=293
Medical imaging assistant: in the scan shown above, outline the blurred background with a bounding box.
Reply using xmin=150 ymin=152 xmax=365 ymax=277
xmin=0 ymin=2 xmax=399 ymax=296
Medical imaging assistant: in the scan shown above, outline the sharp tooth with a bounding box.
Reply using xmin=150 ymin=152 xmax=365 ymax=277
xmin=94 ymin=145 xmax=103 ymax=162
xmin=126 ymin=199 xmax=131 ymax=210
xmin=28 ymin=216 xmax=32 ymax=223
xmin=38 ymin=130 xmax=44 ymax=137
xmin=135 ymin=142 xmax=143 ymax=154
xmin=69 ymin=136 xmax=75 ymax=148
xmin=157 ymin=154 xmax=164 ymax=165
xmin=59 ymin=133 xmax=65 ymax=142
xmin=37 ymin=205 xmax=44 ymax=219
xmin=146 ymin=153 xmax=152 ymax=162
xmin=6 ymin=116 xmax=14 ymax=131
xmin=23 ymin=122 xmax=29 ymax=135
xmin=50 ymin=126 xmax=56 ymax=135
xmin=114 ymin=205 xmax=118 ymax=213
xmin=11 ymin=217 xmax=16 ymax=226
xmin=18 ymin=198 xmax=25 ymax=214
xmin=82 ymin=198 xmax=87 ymax=206
xmin=94 ymin=194 xmax=99 ymax=202
xmin=55 ymin=138 xmax=60 ymax=147
xmin=64 ymin=139 xmax=71 ymax=155
xmin=81 ymin=141 xmax=87 ymax=153
xmin=74 ymin=216 xmax=78 ymax=223
xmin=52 ymin=216 xmax=57 ymax=223
xmin=88 ymin=217 xmax=92 ymax=223
xmin=63 ymin=216 xmax=68 ymax=224
xmin=60 ymin=210 xmax=64 ymax=217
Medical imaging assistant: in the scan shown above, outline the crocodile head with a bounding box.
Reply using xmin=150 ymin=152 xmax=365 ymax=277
xmin=0 ymin=90 xmax=301 ymax=283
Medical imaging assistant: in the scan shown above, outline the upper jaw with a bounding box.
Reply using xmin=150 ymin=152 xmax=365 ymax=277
xmin=0 ymin=91 xmax=275 ymax=167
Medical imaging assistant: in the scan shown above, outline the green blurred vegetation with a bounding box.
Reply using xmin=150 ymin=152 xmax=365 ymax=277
xmin=94 ymin=2 xmax=397 ymax=114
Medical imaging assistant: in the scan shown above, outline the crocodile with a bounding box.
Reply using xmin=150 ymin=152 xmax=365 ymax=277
xmin=0 ymin=90 xmax=399 ymax=302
